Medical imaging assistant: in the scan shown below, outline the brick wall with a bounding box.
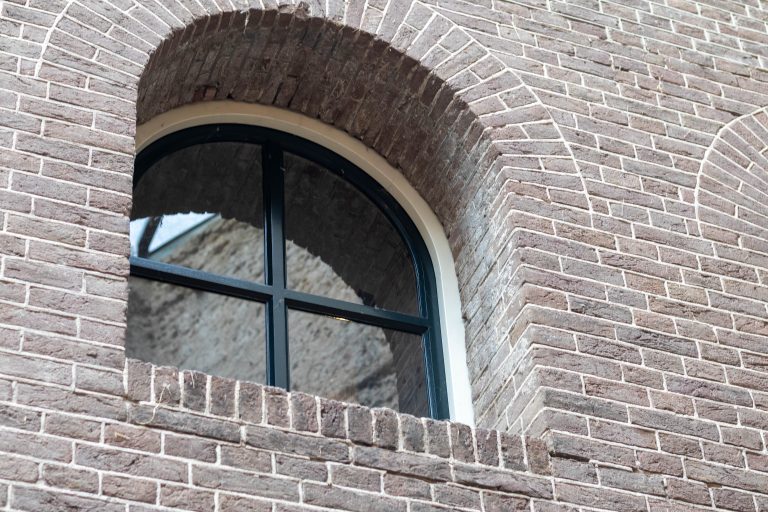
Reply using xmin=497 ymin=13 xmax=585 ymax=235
xmin=2 ymin=0 xmax=768 ymax=510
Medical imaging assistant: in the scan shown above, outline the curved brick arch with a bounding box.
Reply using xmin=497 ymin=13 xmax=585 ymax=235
xmin=36 ymin=0 xmax=582 ymax=428
xmin=697 ymin=106 xmax=768 ymax=254
xmin=693 ymin=106 xmax=768 ymax=335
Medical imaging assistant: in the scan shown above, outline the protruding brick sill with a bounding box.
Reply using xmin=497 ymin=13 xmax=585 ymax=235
xmin=119 ymin=359 xmax=768 ymax=511
xmin=125 ymin=359 xmax=554 ymax=495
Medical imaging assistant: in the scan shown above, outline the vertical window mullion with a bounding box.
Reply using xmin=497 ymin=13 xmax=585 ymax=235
xmin=264 ymin=143 xmax=289 ymax=389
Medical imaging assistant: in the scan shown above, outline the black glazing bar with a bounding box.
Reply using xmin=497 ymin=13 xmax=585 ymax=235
xmin=134 ymin=125 xmax=449 ymax=419
xmin=130 ymin=257 xmax=428 ymax=334
xmin=284 ymin=289 xmax=429 ymax=334
xmin=129 ymin=257 xmax=273 ymax=301
xmin=264 ymin=144 xmax=290 ymax=389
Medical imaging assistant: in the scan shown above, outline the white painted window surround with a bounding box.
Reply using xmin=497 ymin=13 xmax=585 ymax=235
xmin=136 ymin=101 xmax=475 ymax=425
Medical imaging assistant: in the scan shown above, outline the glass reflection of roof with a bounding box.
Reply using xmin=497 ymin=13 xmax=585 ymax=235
xmin=130 ymin=213 xmax=216 ymax=257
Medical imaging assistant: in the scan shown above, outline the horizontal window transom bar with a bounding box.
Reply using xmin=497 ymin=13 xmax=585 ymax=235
xmin=130 ymin=257 xmax=429 ymax=333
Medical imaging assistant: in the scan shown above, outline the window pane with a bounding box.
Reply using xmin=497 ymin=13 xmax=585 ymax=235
xmin=126 ymin=277 xmax=266 ymax=383
xmin=284 ymin=152 xmax=419 ymax=315
xmin=132 ymin=142 xmax=264 ymax=283
xmin=288 ymin=309 xmax=428 ymax=416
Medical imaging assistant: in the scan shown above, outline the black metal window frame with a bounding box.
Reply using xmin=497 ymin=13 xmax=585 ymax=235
xmin=130 ymin=124 xmax=450 ymax=419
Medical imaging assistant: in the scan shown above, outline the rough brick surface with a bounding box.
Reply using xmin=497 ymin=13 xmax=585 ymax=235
xmin=2 ymin=0 xmax=768 ymax=510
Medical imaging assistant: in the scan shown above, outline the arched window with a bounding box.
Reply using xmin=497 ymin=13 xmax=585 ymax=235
xmin=128 ymin=125 xmax=449 ymax=419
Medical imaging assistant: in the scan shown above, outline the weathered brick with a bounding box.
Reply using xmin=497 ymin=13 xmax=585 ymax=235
xmin=44 ymin=413 xmax=101 ymax=441
xmin=451 ymin=422 xmax=475 ymax=463
xmin=637 ymin=451 xmax=683 ymax=476
xmin=17 ymin=382 xmax=126 ymax=420
xmin=434 ymin=483 xmax=482 ymax=509
xmin=425 ymin=418 xmax=451 ymax=458
xmin=76 ymin=366 xmax=123 ymax=395
xmin=555 ymin=482 xmax=646 ymax=512
xmin=192 ymin=465 xmax=300 ymax=500
xmin=483 ymin=491 xmax=529 ymax=511
xmin=630 ymin=407 xmax=719 ymax=441
xmin=590 ymin=419 xmax=657 ymax=449
xmin=42 ymin=464 xmax=99 ymax=493
xmin=291 ymin=392 xmax=318 ymax=432
xmin=220 ymin=444 xmax=272 ymax=472
xmin=102 ymin=474 xmax=157 ymax=503
xmin=713 ymin=488 xmax=755 ymax=512
xmin=127 ymin=404 xmax=240 ymax=442
xmin=453 ymin=463 xmax=553 ymax=499
xmin=600 ymin=466 xmax=665 ymax=496
xmin=666 ymin=478 xmax=712 ymax=506
xmin=125 ymin=358 xmax=152 ymax=402
xmin=182 ymin=370 xmax=208 ymax=412
xmin=321 ymin=398 xmax=346 ymax=439
xmin=686 ymin=459 xmax=768 ymax=493
xmin=550 ymin=457 xmax=598 ymax=484
xmin=332 ymin=464 xmax=381 ymax=491
xmin=104 ymin=423 xmax=161 ymax=453
xmin=354 ymin=444 xmax=451 ymax=480
xmin=76 ymin=444 xmax=187 ymax=482
xmin=276 ymin=453 xmax=328 ymax=482
xmin=12 ymin=487 xmax=123 ymax=512
xmin=303 ymin=482 xmax=407 ymax=512
xmin=209 ymin=376 xmax=236 ymax=417
xmin=4 ymin=258 xmax=83 ymax=290
xmin=548 ymin=432 xmax=636 ymax=467
xmin=246 ymin=424 xmax=349 ymax=462
xmin=476 ymin=428 xmax=499 ymax=466
xmin=239 ymin=381 xmax=263 ymax=424
xmin=219 ymin=493 xmax=272 ymax=512
xmin=373 ymin=408 xmax=398 ymax=449
xmin=160 ymin=485 xmax=216 ymax=512
xmin=29 ymin=286 xmax=125 ymax=322
xmin=165 ymin=434 xmax=217 ymax=462
xmin=265 ymin=386 xmax=290 ymax=428
xmin=384 ymin=473 xmax=431 ymax=499
xmin=0 ymin=453 xmax=37 ymax=482
xmin=400 ymin=414 xmax=425 ymax=452
xmin=153 ymin=365 xmax=180 ymax=405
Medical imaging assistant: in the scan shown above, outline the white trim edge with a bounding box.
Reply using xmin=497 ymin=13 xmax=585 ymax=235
xmin=136 ymin=101 xmax=475 ymax=425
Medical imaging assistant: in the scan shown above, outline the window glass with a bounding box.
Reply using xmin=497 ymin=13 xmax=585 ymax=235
xmin=288 ymin=309 xmax=429 ymax=416
xmin=126 ymin=277 xmax=267 ymax=383
xmin=132 ymin=142 xmax=264 ymax=283
xmin=127 ymin=126 xmax=447 ymax=419
xmin=284 ymin=151 xmax=419 ymax=315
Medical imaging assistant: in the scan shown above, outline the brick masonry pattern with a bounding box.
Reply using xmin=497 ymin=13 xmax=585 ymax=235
xmin=1 ymin=0 xmax=768 ymax=510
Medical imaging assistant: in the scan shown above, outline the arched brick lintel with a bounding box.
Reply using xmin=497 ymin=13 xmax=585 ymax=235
xmin=696 ymin=106 xmax=768 ymax=255
xmin=39 ymin=1 xmax=581 ymax=429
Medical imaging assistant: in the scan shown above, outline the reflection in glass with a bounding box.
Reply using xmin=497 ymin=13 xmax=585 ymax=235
xmin=288 ymin=309 xmax=429 ymax=416
xmin=284 ymin=152 xmax=419 ymax=314
xmin=127 ymin=130 xmax=443 ymax=418
xmin=130 ymin=214 xmax=265 ymax=282
xmin=131 ymin=142 xmax=264 ymax=283
xmin=126 ymin=277 xmax=266 ymax=383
